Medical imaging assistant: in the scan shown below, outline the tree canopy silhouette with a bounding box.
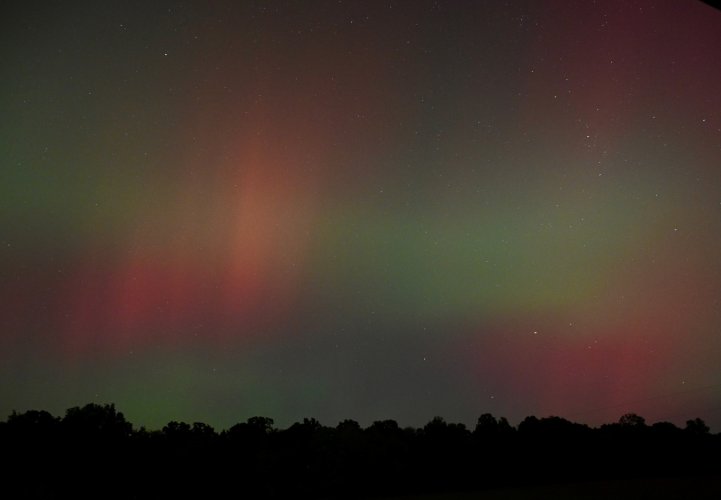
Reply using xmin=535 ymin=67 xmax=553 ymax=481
xmin=2 ymin=405 xmax=720 ymax=499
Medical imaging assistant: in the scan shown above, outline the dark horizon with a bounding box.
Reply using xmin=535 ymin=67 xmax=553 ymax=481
xmin=4 ymin=402 xmax=721 ymax=498
xmin=3 ymin=401 xmax=720 ymax=435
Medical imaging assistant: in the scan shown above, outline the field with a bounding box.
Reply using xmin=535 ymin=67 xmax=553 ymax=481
xmin=383 ymin=476 xmax=721 ymax=500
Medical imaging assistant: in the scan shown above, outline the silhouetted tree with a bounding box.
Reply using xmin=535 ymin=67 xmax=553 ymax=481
xmin=225 ymin=415 xmax=275 ymax=458
xmin=651 ymin=421 xmax=681 ymax=434
xmin=367 ymin=419 xmax=402 ymax=436
xmin=517 ymin=414 xmax=540 ymax=433
xmin=6 ymin=409 xmax=60 ymax=444
xmin=686 ymin=417 xmax=710 ymax=435
xmin=63 ymin=403 xmax=131 ymax=437
xmin=4 ymin=403 xmax=721 ymax=499
xmin=474 ymin=413 xmax=514 ymax=438
xmin=336 ymin=419 xmax=361 ymax=434
xmin=618 ymin=413 xmax=646 ymax=428
xmin=7 ymin=409 xmax=59 ymax=429
xmin=247 ymin=416 xmax=275 ymax=433
xmin=191 ymin=421 xmax=216 ymax=437
xmin=163 ymin=420 xmax=192 ymax=438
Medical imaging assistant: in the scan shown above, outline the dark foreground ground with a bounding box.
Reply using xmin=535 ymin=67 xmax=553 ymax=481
xmin=383 ymin=476 xmax=721 ymax=500
xmin=4 ymin=405 xmax=721 ymax=498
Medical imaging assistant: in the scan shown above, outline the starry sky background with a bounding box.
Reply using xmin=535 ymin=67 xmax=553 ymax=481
xmin=2 ymin=0 xmax=721 ymax=430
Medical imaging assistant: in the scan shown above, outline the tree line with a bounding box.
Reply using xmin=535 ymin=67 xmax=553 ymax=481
xmin=2 ymin=404 xmax=720 ymax=498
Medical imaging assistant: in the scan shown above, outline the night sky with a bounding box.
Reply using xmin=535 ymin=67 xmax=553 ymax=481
xmin=3 ymin=0 xmax=721 ymax=431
